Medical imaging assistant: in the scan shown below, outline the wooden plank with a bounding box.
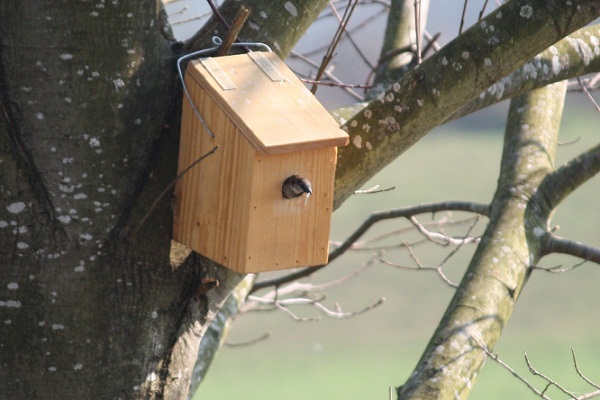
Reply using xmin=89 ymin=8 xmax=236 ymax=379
xmin=186 ymin=53 xmax=349 ymax=154
xmin=242 ymin=147 xmax=335 ymax=271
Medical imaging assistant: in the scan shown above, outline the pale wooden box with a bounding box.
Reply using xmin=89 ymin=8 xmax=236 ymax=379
xmin=173 ymin=52 xmax=348 ymax=273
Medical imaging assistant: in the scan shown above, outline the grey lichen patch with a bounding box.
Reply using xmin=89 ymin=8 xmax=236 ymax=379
xmin=378 ymin=116 xmax=400 ymax=134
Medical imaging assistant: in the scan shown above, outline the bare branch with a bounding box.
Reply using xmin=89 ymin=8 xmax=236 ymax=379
xmin=525 ymin=352 xmax=579 ymax=399
xmin=334 ymin=4 xmax=600 ymax=209
xmin=572 ymin=348 xmax=600 ymax=391
xmin=300 ymin=78 xmax=373 ymax=89
xmin=536 ymin=142 xmax=600 ymax=212
xmin=225 ymin=333 xmax=271 ymax=347
xmin=250 ymin=201 xmax=488 ymax=294
xmin=568 ymin=74 xmax=600 ymax=92
xmin=329 ymin=201 xmax=489 ymax=261
xmin=438 ymin=215 xmax=482 ymax=268
xmin=477 ymin=0 xmax=491 ymax=20
xmin=414 ymin=0 xmax=423 ymax=64
xmin=290 ymin=51 xmax=365 ymax=100
xmin=472 ymin=336 xmax=551 ymax=400
xmin=126 ymin=145 xmax=219 ymax=241
xmin=451 ymin=27 xmax=600 ymax=123
xmin=311 ymin=0 xmax=360 ymax=94
xmin=312 ymin=297 xmax=385 ymax=319
xmin=354 ymin=184 xmax=396 ymax=194
xmin=328 ymin=0 xmax=375 ymax=69
xmin=458 ymin=0 xmax=469 ymax=35
xmin=476 ymin=341 xmax=600 ymax=400
xmin=339 ymin=215 xmax=479 ymax=252
xmin=577 ymin=76 xmax=600 ymax=113
xmin=544 ymin=234 xmax=600 ymax=264
xmin=530 ymin=258 xmax=588 ymax=273
xmin=274 ymin=301 xmax=321 ymax=322
xmin=378 ymin=216 xmax=480 ymax=288
xmin=379 ymin=243 xmax=459 ymax=288
xmin=409 ymin=216 xmax=480 ymax=246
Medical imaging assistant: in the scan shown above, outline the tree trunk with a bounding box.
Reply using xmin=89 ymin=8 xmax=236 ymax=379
xmin=0 ymin=1 xmax=194 ymax=398
xmin=0 ymin=1 xmax=326 ymax=398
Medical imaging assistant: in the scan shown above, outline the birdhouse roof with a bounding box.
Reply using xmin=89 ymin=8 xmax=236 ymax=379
xmin=186 ymin=52 xmax=349 ymax=154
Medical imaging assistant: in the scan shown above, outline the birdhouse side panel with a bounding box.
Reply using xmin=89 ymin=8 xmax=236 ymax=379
xmin=239 ymin=147 xmax=338 ymax=273
xmin=173 ymin=78 xmax=210 ymax=249
xmin=173 ymin=76 xmax=256 ymax=267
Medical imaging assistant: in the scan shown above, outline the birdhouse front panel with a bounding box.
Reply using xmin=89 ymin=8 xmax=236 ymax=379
xmin=242 ymin=147 xmax=337 ymax=271
xmin=173 ymin=52 xmax=348 ymax=274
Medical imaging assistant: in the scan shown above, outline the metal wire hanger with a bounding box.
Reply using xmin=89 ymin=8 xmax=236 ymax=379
xmin=176 ymin=36 xmax=272 ymax=138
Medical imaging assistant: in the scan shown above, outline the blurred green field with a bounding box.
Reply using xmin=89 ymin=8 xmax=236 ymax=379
xmin=195 ymin=98 xmax=600 ymax=400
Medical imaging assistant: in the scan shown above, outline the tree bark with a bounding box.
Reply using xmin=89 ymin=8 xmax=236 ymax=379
xmin=0 ymin=1 xmax=191 ymax=398
xmin=0 ymin=1 xmax=327 ymax=399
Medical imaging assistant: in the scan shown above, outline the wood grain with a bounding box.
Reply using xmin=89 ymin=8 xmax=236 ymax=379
xmin=187 ymin=53 xmax=349 ymax=154
xmin=174 ymin=53 xmax=344 ymax=273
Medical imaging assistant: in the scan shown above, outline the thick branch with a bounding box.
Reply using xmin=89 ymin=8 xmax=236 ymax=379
xmin=332 ymin=0 xmax=600 ymax=209
xmin=397 ymin=81 xmax=568 ymax=400
xmin=544 ymin=234 xmax=600 ymax=263
xmin=452 ymin=26 xmax=600 ymax=121
xmin=536 ymin=142 xmax=600 ymax=211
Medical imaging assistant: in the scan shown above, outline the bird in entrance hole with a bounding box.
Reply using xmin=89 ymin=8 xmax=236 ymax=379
xmin=282 ymin=175 xmax=312 ymax=199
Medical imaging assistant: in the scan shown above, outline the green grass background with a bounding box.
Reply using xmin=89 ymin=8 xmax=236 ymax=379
xmin=194 ymin=99 xmax=600 ymax=399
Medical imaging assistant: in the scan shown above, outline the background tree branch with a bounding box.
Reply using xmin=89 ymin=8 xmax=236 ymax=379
xmin=332 ymin=0 xmax=600 ymax=209
xmin=397 ymin=81 xmax=568 ymax=399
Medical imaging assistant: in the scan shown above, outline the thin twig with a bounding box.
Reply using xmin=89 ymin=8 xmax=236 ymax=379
xmin=207 ymin=0 xmax=230 ymax=29
xmin=328 ymin=1 xmax=375 ymax=69
xmin=525 ymin=352 xmax=579 ymax=399
xmin=459 ymin=0 xmax=469 ymax=35
xmin=354 ymin=185 xmax=396 ymax=194
xmin=250 ymin=201 xmax=489 ymax=294
xmin=275 ymin=302 xmax=320 ymax=322
xmin=478 ymin=0 xmax=491 ymax=20
xmin=414 ymin=0 xmax=422 ymax=64
xmin=225 ymin=332 xmax=271 ymax=347
xmin=291 ymin=51 xmax=364 ymax=100
xmin=170 ymin=13 xmax=212 ymax=26
xmin=330 ymin=215 xmax=479 ymax=252
xmin=438 ymin=215 xmax=481 ymax=268
xmin=572 ymin=349 xmax=600 ymax=391
xmin=472 ymin=336 xmax=551 ymax=399
xmin=423 ymin=31 xmax=442 ymax=53
xmin=300 ymin=78 xmax=373 ymax=89
xmin=254 ymin=251 xmax=381 ymax=301
xmin=311 ymin=0 xmax=360 ymax=94
xmin=128 ymin=145 xmax=219 ymax=240
xmin=312 ymin=297 xmax=385 ymax=319
xmin=380 ymin=242 xmax=458 ymax=288
xmin=578 ymin=76 xmax=600 ymax=113
xmin=217 ymin=6 xmax=251 ymax=56
xmin=409 ymin=216 xmax=480 ymax=246
xmin=300 ymin=7 xmax=388 ymax=59
xmin=529 ymin=258 xmax=588 ymax=273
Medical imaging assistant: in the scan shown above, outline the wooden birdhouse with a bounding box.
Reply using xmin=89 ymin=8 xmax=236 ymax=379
xmin=173 ymin=52 xmax=348 ymax=274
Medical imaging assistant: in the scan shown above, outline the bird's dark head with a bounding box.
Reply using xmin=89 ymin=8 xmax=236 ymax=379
xmin=282 ymin=175 xmax=313 ymax=199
